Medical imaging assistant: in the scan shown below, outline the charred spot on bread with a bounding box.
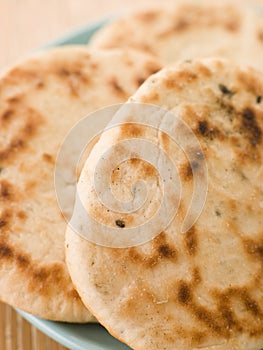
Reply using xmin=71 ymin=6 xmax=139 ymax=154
xmin=219 ymin=84 xmax=234 ymax=96
xmin=115 ymin=219 xmax=125 ymax=228
xmin=241 ymin=108 xmax=262 ymax=146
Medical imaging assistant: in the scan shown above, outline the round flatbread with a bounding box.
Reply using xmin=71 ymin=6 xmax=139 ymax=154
xmin=0 ymin=46 xmax=161 ymax=321
xmin=90 ymin=1 xmax=263 ymax=71
xmin=66 ymin=58 xmax=263 ymax=348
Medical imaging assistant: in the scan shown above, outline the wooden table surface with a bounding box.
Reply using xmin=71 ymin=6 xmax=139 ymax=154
xmin=0 ymin=1 xmax=163 ymax=349
xmin=1 ymin=0 xmax=263 ymax=349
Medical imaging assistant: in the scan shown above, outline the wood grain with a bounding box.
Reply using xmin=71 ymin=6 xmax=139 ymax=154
xmin=0 ymin=302 xmax=68 ymax=350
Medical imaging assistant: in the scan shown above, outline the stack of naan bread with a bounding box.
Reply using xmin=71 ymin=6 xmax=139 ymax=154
xmin=0 ymin=1 xmax=263 ymax=349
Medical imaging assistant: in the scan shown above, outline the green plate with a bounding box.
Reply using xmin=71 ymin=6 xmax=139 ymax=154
xmin=16 ymin=18 xmax=131 ymax=350
xmin=18 ymin=310 xmax=130 ymax=350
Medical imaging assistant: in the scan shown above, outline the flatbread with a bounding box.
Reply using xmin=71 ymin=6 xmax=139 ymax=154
xmin=0 ymin=46 xmax=161 ymax=321
xmin=89 ymin=1 xmax=263 ymax=71
xmin=66 ymin=58 xmax=263 ymax=348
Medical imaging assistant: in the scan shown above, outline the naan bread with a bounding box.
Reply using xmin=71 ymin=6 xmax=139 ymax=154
xmin=90 ymin=1 xmax=263 ymax=71
xmin=0 ymin=46 xmax=161 ymax=321
xmin=66 ymin=58 xmax=263 ymax=348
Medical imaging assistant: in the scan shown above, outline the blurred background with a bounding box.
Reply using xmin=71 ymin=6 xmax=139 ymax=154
xmin=0 ymin=0 xmax=165 ymax=71
xmin=1 ymin=0 xmax=263 ymax=71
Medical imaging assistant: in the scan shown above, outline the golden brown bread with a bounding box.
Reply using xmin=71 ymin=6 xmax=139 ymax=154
xmin=90 ymin=1 xmax=263 ymax=71
xmin=66 ymin=58 xmax=263 ymax=348
xmin=0 ymin=46 xmax=161 ymax=321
